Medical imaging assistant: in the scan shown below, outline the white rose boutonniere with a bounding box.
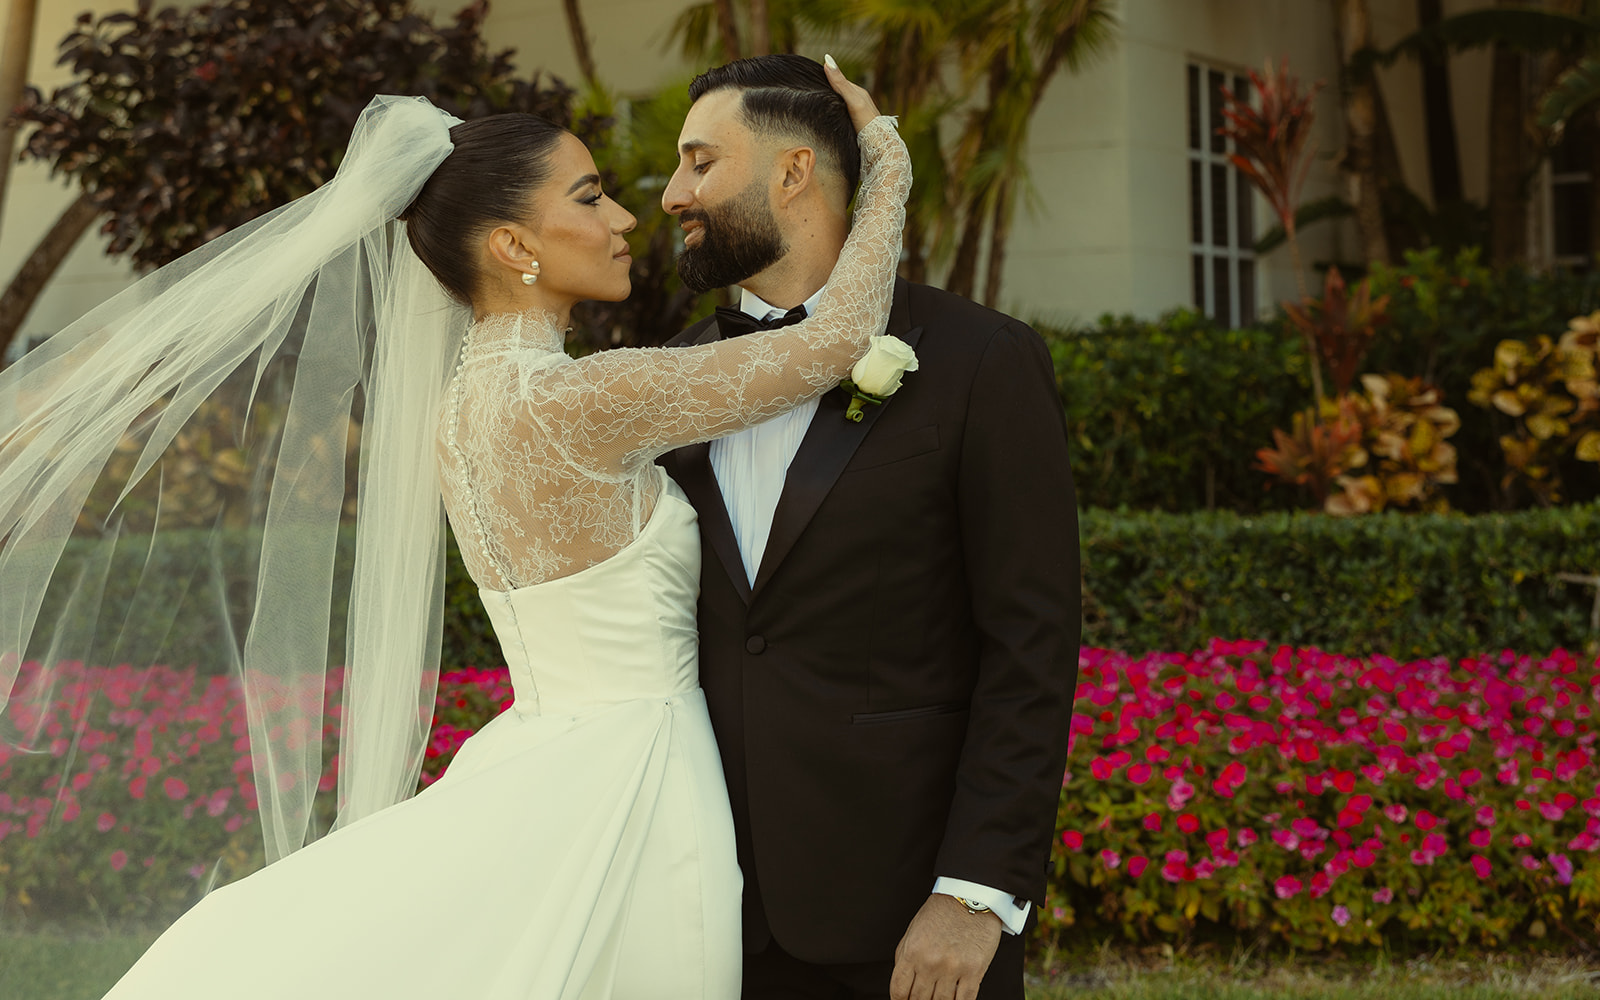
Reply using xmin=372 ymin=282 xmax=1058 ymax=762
xmin=840 ymin=335 xmax=919 ymax=422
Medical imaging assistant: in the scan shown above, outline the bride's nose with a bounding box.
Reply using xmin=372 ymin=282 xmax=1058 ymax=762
xmin=613 ymin=205 xmax=637 ymax=236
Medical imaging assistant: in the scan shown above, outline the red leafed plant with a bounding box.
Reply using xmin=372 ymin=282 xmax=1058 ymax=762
xmin=1219 ymin=59 xmax=1327 ymax=401
xmin=1254 ymin=397 xmax=1366 ymax=506
xmin=1282 ymin=267 xmax=1392 ymax=399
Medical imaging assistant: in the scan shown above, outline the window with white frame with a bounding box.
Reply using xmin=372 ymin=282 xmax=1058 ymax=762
xmin=1187 ymin=61 xmax=1256 ymax=327
xmin=1548 ymin=114 xmax=1594 ymax=271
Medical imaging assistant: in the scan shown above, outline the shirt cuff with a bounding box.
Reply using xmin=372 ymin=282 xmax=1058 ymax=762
xmin=932 ymin=876 xmax=1030 ymax=936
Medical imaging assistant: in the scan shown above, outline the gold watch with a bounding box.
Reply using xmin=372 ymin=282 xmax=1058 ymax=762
xmin=950 ymin=895 xmax=991 ymax=916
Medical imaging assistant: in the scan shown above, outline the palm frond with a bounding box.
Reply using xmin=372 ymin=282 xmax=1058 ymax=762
xmin=1378 ymin=8 xmax=1600 ymax=67
xmin=1538 ymin=54 xmax=1600 ymax=135
xmin=1253 ymin=195 xmax=1356 ymax=256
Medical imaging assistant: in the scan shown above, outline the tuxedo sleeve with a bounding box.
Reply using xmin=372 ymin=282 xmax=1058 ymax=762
xmin=936 ymin=320 xmax=1081 ymax=905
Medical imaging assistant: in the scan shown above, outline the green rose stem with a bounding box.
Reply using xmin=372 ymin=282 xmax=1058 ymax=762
xmin=840 ymin=380 xmax=888 ymax=422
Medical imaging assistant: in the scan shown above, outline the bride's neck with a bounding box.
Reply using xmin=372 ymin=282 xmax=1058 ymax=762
xmin=473 ymin=280 xmax=572 ymax=331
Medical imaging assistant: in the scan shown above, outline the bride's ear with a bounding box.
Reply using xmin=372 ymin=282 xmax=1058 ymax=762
xmin=486 ymin=224 xmax=541 ymax=282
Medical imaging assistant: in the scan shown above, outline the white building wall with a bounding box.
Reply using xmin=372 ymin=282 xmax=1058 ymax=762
xmin=0 ymin=0 xmax=1509 ymax=353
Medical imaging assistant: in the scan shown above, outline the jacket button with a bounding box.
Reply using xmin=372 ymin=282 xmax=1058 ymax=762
xmin=745 ymin=635 xmax=767 ymax=655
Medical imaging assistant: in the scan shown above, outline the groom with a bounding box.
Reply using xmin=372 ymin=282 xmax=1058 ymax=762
xmin=658 ymin=55 xmax=1080 ymax=1000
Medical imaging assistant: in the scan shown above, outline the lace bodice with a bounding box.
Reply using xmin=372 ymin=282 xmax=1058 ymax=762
xmin=436 ymin=116 xmax=911 ymax=591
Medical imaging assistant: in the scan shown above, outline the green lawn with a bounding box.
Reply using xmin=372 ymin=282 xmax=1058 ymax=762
xmin=1026 ymin=948 xmax=1600 ymax=1000
xmin=3 ymin=933 xmax=1597 ymax=1000
xmin=0 ymin=932 xmax=158 ymax=1000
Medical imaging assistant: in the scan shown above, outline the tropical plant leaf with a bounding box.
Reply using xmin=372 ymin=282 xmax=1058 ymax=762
xmin=1254 ymin=195 xmax=1356 ymax=256
xmin=1538 ymin=55 xmax=1600 ymax=134
xmin=1378 ymin=8 xmax=1600 ymax=66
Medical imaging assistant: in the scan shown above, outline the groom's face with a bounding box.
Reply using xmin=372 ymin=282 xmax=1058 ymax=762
xmin=663 ymin=89 xmax=789 ymax=293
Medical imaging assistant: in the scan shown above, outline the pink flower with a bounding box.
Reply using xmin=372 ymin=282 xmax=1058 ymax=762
xmin=1127 ymin=763 xmax=1152 ymax=785
xmin=1513 ymin=833 xmax=1533 ymax=848
xmin=109 ymin=850 xmax=128 ymax=872
xmin=1237 ymin=828 xmax=1259 ymax=847
xmin=1127 ymin=856 xmax=1149 ymax=878
xmin=1061 ymin=830 xmax=1084 ymax=850
xmin=1469 ymin=829 xmax=1492 ymax=848
xmin=1143 ymin=813 xmax=1163 ymax=832
xmin=1521 ymin=855 xmax=1542 ymax=870
xmin=1274 ymin=875 xmax=1302 ymax=899
xmin=163 ymin=777 xmax=189 ymax=800
xmin=1476 ymin=806 xmax=1496 ymax=827
xmin=1550 ymin=853 xmax=1574 ymax=885
xmin=1372 ymin=887 xmax=1394 ymax=904
xmin=1176 ymin=813 xmax=1200 ymax=834
xmin=1540 ymin=802 xmax=1566 ymax=822
xmin=96 ymin=812 xmax=115 ymax=833
xmin=1384 ymin=804 xmax=1408 ymax=823
xmin=1415 ymin=810 xmax=1438 ymax=831
xmin=1332 ymin=905 xmax=1350 ymax=927
xmin=1410 ymin=850 xmax=1433 ymax=866
xmin=1471 ymin=854 xmax=1492 ymax=879
xmin=1101 ymin=849 xmax=1121 ymax=870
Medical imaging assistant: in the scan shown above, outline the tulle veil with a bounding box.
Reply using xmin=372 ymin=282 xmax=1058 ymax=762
xmin=0 ymin=94 xmax=473 ymax=871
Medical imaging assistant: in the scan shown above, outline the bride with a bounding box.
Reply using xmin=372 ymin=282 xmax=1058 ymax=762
xmin=0 ymin=60 xmax=908 ymax=997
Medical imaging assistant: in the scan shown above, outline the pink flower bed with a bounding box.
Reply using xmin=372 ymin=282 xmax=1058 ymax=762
xmin=1046 ymin=641 xmax=1600 ymax=949
xmin=6 ymin=642 xmax=1599 ymax=949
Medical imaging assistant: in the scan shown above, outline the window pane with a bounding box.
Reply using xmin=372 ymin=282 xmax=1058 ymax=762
xmin=1193 ymin=254 xmax=1207 ymax=312
xmin=1235 ymin=168 xmax=1254 ymax=250
xmin=1213 ymin=256 xmax=1232 ymax=327
xmin=1208 ymin=70 xmax=1227 ymax=154
xmin=1190 ymin=160 xmax=1205 ymax=244
xmin=1552 ymin=114 xmax=1594 ymax=176
xmin=1239 ymin=258 xmax=1256 ymax=326
xmin=1553 ymin=180 xmax=1593 ymax=259
xmin=1188 ymin=65 xmax=1202 ymax=151
xmin=1211 ymin=163 xmax=1230 ymax=247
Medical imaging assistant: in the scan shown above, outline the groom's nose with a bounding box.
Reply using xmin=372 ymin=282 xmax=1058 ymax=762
xmin=662 ymin=166 xmax=693 ymax=217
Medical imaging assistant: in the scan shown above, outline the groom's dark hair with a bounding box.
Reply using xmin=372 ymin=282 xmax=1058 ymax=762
xmin=688 ymin=54 xmax=862 ymax=200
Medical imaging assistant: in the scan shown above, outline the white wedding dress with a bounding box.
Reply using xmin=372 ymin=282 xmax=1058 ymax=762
xmin=100 ymin=116 xmax=909 ymax=999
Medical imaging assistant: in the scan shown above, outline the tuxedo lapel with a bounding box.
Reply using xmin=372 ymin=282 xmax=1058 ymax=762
xmin=752 ymin=280 xmax=919 ymax=599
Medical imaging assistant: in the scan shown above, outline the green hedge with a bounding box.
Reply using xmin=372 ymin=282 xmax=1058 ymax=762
xmin=36 ymin=504 xmax=1600 ymax=672
xmin=1042 ymin=249 xmax=1600 ymax=515
xmin=1081 ymin=503 xmax=1600 ymax=658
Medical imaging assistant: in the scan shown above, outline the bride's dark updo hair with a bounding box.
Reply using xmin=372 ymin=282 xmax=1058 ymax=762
xmin=400 ymin=114 xmax=569 ymax=306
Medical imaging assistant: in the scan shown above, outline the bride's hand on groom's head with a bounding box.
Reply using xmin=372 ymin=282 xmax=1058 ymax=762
xmin=823 ymin=54 xmax=882 ymax=134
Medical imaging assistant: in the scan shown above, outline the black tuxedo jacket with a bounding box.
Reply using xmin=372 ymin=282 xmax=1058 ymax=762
xmin=658 ymin=278 xmax=1080 ymax=965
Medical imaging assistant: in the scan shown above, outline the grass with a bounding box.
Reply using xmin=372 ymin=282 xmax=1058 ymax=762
xmin=2 ymin=931 xmax=1598 ymax=999
xmin=1025 ymin=945 xmax=1600 ymax=1000
xmin=0 ymin=930 xmax=158 ymax=1000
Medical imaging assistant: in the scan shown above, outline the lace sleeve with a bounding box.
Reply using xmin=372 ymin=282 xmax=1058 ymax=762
xmin=522 ymin=115 xmax=911 ymax=474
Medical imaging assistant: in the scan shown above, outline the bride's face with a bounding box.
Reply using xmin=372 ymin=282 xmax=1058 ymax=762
xmin=519 ymin=134 xmax=637 ymax=307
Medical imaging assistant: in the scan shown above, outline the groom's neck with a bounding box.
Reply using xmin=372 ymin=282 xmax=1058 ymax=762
xmin=739 ymin=224 xmax=847 ymax=311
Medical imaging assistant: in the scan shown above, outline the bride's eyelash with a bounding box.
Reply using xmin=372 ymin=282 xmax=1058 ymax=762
xmin=581 ymin=192 xmax=603 ymax=206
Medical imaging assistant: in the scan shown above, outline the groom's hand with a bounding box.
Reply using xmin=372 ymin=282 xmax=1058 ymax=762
xmin=889 ymin=893 xmax=1002 ymax=1000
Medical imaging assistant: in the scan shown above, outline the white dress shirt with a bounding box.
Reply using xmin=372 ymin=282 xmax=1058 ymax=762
xmin=710 ymin=287 xmax=1030 ymax=936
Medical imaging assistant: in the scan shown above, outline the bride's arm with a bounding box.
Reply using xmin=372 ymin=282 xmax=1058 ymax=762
xmin=518 ymin=112 xmax=911 ymax=474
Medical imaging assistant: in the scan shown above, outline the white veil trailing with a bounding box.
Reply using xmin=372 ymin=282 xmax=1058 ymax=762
xmin=0 ymin=95 xmax=471 ymax=863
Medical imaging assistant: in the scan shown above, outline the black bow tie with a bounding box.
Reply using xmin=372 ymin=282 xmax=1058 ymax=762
xmin=713 ymin=304 xmax=808 ymax=338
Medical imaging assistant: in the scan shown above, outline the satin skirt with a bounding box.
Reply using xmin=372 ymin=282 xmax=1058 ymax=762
xmin=103 ymin=690 xmax=742 ymax=999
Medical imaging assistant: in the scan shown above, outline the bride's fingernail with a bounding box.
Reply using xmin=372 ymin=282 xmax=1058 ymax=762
xmin=824 ymin=54 xmax=838 ymax=70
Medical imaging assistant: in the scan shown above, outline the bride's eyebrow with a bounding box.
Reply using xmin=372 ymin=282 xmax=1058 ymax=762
xmin=566 ymin=173 xmax=601 ymax=195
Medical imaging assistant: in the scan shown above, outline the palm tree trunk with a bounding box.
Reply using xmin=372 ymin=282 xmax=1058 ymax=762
xmin=747 ymin=0 xmax=769 ymax=57
xmin=1417 ymin=0 xmax=1464 ymax=207
xmin=983 ymin=180 xmax=1012 ymax=307
xmin=1335 ymin=0 xmax=1391 ymax=265
xmin=0 ymin=0 xmax=40 ymax=240
xmin=0 ymin=192 xmax=101 ymax=367
xmin=946 ymin=201 xmax=984 ymax=299
xmin=560 ymin=0 xmax=599 ymax=86
xmin=1488 ymin=32 xmax=1527 ymax=265
xmin=712 ymin=0 xmax=742 ymax=60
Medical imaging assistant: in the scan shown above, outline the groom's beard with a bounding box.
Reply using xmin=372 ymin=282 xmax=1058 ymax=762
xmin=674 ymin=179 xmax=789 ymax=294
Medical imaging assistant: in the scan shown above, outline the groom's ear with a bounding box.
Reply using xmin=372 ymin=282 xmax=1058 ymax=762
xmin=775 ymin=145 xmax=819 ymax=209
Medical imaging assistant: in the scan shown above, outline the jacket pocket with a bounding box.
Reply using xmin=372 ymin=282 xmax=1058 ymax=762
xmin=851 ymin=701 xmax=967 ymax=725
xmin=846 ymin=424 xmax=940 ymax=472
